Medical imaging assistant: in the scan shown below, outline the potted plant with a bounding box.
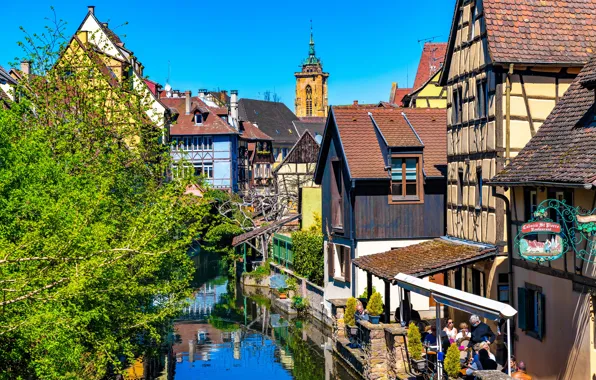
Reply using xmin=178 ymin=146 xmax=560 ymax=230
xmin=278 ymin=287 xmax=288 ymax=299
xmin=366 ymin=292 xmax=383 ymax=324
xmin=407 ymin=322 xmax=425 ymax=371
xmin=444 ymin=343 xmax=461 ymax=379
xmin=286 ymin=276 xmax=298 ymax=298
xmin=344 ymin=297 xmax=358 ymax=335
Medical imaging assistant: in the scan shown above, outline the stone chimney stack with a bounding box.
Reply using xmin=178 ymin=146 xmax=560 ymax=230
xmin=20 ymin=61 xmax=31 ymax=75
xmin=230 ymin=90 xmax=239 ymax=123
xmin=198 ymin=89 xmax=207 ymax=98
xmin=185 ymin=91 xmax=191 ymax=115
xmin=353 ymin=100 xmax=359 ymax=106
xmin=88 ymin=5 xmax=95 ymax=14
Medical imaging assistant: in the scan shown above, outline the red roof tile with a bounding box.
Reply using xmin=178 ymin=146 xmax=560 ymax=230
xmin=483 ymin=0 xmax=596 ymax=64
xmin=160 ymin=96 xmax=237 ymax=135
xmin=331 ymin=107 xmax=447 ymax=179
xmin=413 ymin=43 xmax=447 ymax=90
xmin=332 ymin=107 xmax=388 ymax=179
xmin=240 ymin=120 xmax=273 ymax=141
xmin=390 ymin=87 xmax=411 ymax=106
xmin=402 ymin=108 xmax=448 ymax=178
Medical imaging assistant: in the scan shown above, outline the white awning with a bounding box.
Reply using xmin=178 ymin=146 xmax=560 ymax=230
xmin=395 ymin=272 xmax=517 ymax=321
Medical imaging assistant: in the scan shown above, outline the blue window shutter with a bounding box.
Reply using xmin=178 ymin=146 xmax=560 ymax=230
xmin=517 ymin=287 xmax=527 ymax=330
xmin=538 ymin=293 xmax=546 ymax=341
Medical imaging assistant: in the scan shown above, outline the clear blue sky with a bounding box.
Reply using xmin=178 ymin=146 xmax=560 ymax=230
xmin=1 ymin=0 xmax=454 ymax=109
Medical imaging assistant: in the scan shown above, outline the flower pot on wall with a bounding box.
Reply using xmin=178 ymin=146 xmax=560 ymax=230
xmin=370 ymin=315 xmax=380 ymax=324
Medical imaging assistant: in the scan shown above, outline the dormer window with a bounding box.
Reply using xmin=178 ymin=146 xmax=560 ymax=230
xmin=194 ymin=113 xmax=203 ymax=125
xmin=390 ymin=154 xmax=423 ymax=204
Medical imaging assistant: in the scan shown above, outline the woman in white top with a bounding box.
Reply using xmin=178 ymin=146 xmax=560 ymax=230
xmin=443 ymin=318 xmax=458 ymax=342
xmin=456 ymin=322 xmax=472 ymax=342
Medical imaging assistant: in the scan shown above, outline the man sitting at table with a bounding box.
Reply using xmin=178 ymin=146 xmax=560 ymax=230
xmin=423 ymin=325 xmax=438 ymax=347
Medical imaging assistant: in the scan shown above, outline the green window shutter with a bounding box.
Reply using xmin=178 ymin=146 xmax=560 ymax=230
xmin=538 ymin=293 xmax=546 ymax=341
xmin=517 ymin=287 xmax=527 ymax=330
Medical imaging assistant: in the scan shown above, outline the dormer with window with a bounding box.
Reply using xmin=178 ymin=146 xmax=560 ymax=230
xmin=390 ymin=154 xmax=423 ymax=204
xmin=194 ymin=112 xmax=203 ymax=126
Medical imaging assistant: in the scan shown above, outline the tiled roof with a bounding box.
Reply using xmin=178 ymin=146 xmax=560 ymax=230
xmin=293 ymin=121 xmax=325 ymax=138
xmin=329 ymin=107 xmax=447 ymax=180
xmin=238 ymin=99 xmax=300 ymax=145
xmin=403 ymin=108 xmax=448 ymax=178
xmin=484 ymin=0 xmax=596 ymax=64
xmin=490 ymin=56 xmax=596 ymax=185
xmin=332 ymin=107 xmax=388 ymax=179
xmin=371 ymin=109 xmax=423 ymax=148
xmin=161 ymin=96 xmax=237 ymax=136
xmin=352 ymin=238 xmax=497 ymax=282
xmin=240 ymin=120 xmax=273 ymax=141
xmin=299 ymin=116 xmax=326 ymax=123
xmin=413 ymin=43 xmax=447 ymax=90
xmin=390 ymin=87 xmax=411 ymax=106
xmin=0 ymin=66 xmax=17 ymax=85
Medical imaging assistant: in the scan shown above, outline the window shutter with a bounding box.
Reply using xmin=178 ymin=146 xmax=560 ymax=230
xmin=327 ymin=243 xmax=334 ymax=278
xmin=517 ymin=287 xmax=527 ymax=330
xmin=538 ymin=293 xmax=546 ymax=341
xmin=344 ymin=247 xmax=352 ymax=283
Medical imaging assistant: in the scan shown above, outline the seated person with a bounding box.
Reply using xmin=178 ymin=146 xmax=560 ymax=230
xmin=456 ymin=322 xmax=471 ymax=341
xmin=355 ymin=300 xmax=369 ymax=322
xmin=478 ymin=348 xmax=498 ymax=370
xmin=440 ymin=331 xmax=451 ymax=354
xmin=465 ymin=346 xmax=483 ymax=376
xmin=423 ymin=325 xmax=438 ymax=347
xmin=480 ymin=341 xmax=496 ymax=361
xmin=394 ymin=303 xmax=421 ymax=324
xmin=511 ymin=361 xmax=532 ymax=380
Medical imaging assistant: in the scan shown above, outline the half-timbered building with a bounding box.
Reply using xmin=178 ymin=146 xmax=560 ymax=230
xmin=160 ymin=90 xmax=239 ymax=191
xmin=490 ymin=56 xmax=596 ymax=379
xmin=314 ymin=106 xmax=447 ymax=315
xmin=440 ymin=0 xmax=596 ymax=324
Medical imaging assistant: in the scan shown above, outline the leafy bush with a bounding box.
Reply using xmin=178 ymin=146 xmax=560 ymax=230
xmin=286 ymin=276 xmax=298 ymax=292
xmin=247 ymin=260 xmax=270 ymax=280
xmin=407 ymin=322 xmax=423 ymax=360
xmin=344 ymin=297 xmax=357 ymax=327
xmin=292 ymin=296 xmax=309 ymax=311
xmin=291 ymin=229 xmax=324 ymax=286
xmin=358 ymin=286 xmax=377 ymax=299
xmin=366 ymin=292 xmax=383 ymax=316
xmin=444 ymin=343 xmax=461 ymax=378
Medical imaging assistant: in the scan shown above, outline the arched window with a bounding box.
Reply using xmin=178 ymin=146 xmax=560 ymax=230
xmin=305 ymin=85 xmax=313 ymax=116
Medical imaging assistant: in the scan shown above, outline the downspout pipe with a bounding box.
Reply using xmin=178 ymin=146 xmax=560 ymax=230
xmin=492 ymin=186 xmax=514 ymax=353
xmin=505 ymin=64 xmax=514 ymax=165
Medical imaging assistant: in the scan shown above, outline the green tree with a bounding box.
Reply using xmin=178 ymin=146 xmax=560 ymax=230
xmin=407 ymin=322 xmax=423 ymax=360
xmin=444 ymin=343 xmax=462 ymax=378
xmin=0 ymin=16 xmax=210 ymax=379
xmin=366 ymin=292 xmax=383 ymax=316
xmin=344 ymin=297 xmax=357 ymax=327
xmin=291 ymin=214 xmax=323 ymax=285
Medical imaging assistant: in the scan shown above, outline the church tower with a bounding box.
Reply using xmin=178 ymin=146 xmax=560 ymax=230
xmin=295 ymin=25 xmax=329 ymax=118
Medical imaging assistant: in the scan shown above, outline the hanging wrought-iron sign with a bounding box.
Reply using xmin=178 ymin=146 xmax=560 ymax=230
xmin=518 ymin=221 xmax=566 ymax=261
xmin=515 ymin=199 xmax=596 ymax=263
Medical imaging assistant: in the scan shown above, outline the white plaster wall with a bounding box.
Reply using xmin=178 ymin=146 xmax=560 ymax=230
xmin=355 ymin=240 xmax=432 ymax=314
xmin=0 ymin=82 xmax=14 ymax=101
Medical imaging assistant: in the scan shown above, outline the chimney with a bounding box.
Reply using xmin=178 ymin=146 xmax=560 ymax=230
xmin=102 ymin=22 xmax=108 ymax=28
xmin=20 ymin=61 xmax=31 ymax=75
xmin=353 ymin=100 xmax=359 ymax=106
xmin=88 ymin=5 xmax=95 ymax=14
xmin=185 ymin=91 xmax=191 ymax=115
xmin=230 ymin=90 xmax=239 ymax=123
xmin=198 ymin=89 xmax=207 ymax=98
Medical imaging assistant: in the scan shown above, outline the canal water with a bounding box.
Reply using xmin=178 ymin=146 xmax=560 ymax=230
xmin=167 ymin=254 xmax=360 ymax=380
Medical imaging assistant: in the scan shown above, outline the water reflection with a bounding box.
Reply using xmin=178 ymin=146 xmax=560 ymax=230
xmin=164 ymin=254 xmax=360 ymax=380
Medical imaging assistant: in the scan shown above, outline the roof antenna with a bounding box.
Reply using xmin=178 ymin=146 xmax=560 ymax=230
xmin=164 ymin=61 xmax=172 ymax=96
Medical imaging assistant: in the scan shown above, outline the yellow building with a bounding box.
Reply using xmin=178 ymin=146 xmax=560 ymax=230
xmin=294 ymin=28 xmax=328 ymax=118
